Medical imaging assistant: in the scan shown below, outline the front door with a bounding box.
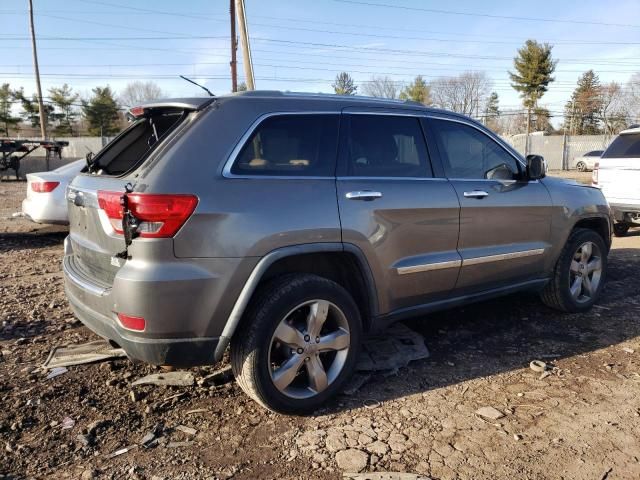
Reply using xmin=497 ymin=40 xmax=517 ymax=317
xmin=426 ymin=117 xmax=553 ymax=294
xmin=336 ymin=111 xmax=461 ymax=314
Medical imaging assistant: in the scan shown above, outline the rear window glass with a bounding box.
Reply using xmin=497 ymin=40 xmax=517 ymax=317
xmin=602 ymin=133 xmax=640 ymax=159
xmin=231 ymin=114 xmax=339 ymax=176
xmin=91 ymin=111 xmax=185 ymax=176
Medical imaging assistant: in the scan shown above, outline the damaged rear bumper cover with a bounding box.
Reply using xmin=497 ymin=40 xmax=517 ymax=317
xmin=63 ymin=255 xmax=220 ymax=367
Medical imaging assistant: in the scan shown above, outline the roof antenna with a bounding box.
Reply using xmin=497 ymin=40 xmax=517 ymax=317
xmin=180 ymin=75 xmax=215 ymax=97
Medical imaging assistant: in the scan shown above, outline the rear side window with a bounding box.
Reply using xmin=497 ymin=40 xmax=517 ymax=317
xmin=345 ymin=115 xmax=432 ymax=177
xmin=602 ymin=133 xmax=640 ymax=159
xmin=586 ymin=150 xmax=603 ymax=157
xmin=430 ymin=119 xmax=520 ymax=180
xmin=231 ymin=114 xmax=339 ymax=176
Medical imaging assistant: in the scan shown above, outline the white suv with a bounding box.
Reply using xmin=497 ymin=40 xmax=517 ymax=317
xmin=593 ymin=126 xmax=640 ymax=236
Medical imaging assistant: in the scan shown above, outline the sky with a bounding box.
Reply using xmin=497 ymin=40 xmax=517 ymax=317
xmin=2 ymin=0 xmax=640 ymax=126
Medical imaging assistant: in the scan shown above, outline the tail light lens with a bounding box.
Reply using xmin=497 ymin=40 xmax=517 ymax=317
xmin=97 ymin=191 xmax=198 ymax=238
xmin=117 ymin=313 xmax=146 ymax=331
xmin=592 ymin=162 xmax=599 ymax=186
xmin=31 ymin=181 xmax=60 ymax=193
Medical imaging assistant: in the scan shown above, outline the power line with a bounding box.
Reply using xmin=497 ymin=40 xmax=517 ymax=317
xmin=334 ymin=0 xmax=640 ymax=29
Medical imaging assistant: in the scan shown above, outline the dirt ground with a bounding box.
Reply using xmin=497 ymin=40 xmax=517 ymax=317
xmin=1 ymin=173 xmax=639 ymax=480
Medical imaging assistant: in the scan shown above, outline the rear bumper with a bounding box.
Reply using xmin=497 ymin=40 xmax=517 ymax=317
xmin=22 ymin=197 xmax=68 ymax=224
xmin=64 ymin=278 xmax=220 ymax=366
xmin=609 ymin=203 xmax=640 ymax=222
xmin=61 ymin=236 xmax=250 ymax=367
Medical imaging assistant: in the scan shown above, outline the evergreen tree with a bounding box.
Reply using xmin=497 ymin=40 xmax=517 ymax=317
xmin=484 ymin=91 xmax=500 ymax=132
xmin=509 ymin=40 xmax=556 ymax=146
xmin=81 ymin=86 xmax=120 ymax=136
xmin=563 ymin=70 xmax=602 ymax=135
xmin=332 ymin=72 xmax=357 ymax=95
xmin=0 ymin=83 xmax=20 ymax=136
xmin=49 ymin=84 xmax=79 ymax=136
xmin=399 ymin=76 xmax=431 ymax=105
xmin=15 ymin=88 xmax=54 ymax=131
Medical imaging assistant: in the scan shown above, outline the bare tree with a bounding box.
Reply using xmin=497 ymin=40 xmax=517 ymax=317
xmin=362 ymin=76 xmax=399 ymax=99
xmin=626 ymin=73 xmax=640 ymax=124
xmin=119 ymin=81 xmax=165 ymax=107
xmin=430 ymin=71 xmax=491 ymax=117
xmin=599 ymin=82 xmax=628 ymax=136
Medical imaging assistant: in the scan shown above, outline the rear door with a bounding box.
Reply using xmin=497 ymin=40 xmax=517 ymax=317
xmin=336 ymin=110 xmax=461 ymax=314
xmin=425 ymin=116 xmax=552 ymax=294
xmin=598 ymin=131 xmax=640 ymax=204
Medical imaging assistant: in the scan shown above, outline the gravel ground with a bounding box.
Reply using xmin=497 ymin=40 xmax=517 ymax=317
xmin=1 ymin=174 xmax=639 ymax=480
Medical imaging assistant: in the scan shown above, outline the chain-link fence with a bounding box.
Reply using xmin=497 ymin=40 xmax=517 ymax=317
xmin=503 ymin=134 xmax=615 ymax=170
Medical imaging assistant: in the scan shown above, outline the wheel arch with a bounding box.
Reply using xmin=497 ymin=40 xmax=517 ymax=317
xmin=572 ymin=215 xmax=611 ymax=250
xmin=214 ymin=243 xmax=378 ymax=361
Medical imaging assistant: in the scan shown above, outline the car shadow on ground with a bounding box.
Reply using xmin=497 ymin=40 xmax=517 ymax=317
xmin=0 ymin=229 xmax=68 ymax=253
xmin=324 ymin=246 xmax=640 ymax=414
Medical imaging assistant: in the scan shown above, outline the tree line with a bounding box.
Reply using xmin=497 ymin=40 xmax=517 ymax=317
xmin=0 ymin=81 xmax=165 ymax=138
xmin=332 ymin=39 xmax=639 ymax=137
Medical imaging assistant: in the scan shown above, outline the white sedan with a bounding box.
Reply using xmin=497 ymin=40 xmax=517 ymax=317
xmin=22 ymin=159 xmax=85 ymax=224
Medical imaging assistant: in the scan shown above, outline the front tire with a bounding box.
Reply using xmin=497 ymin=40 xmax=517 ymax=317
xmin=230 ymin=274 xmax=362 ymax=414
xmin=541 ymin=228 xmax=607 ymax=313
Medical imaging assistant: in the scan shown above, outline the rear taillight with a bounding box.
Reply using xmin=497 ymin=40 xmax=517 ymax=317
xmin=117 ymin=313 xmax=146 ymax=331
xmin=592 ymin=162 xmax=599 ymax=186
xmin=97 ymin=191 xmax=198 ymax=238
xmin=31 ymin=181 xmax=60 ymax=193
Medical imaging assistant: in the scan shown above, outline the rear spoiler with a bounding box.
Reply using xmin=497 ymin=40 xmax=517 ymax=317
xmin=128 ymin=97 xmax=216 ymax=119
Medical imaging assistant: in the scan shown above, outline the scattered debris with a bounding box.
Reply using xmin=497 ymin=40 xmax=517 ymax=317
xmin=529 ymin=360 xmax=547 ymax=373
xmin=342 ymin=373 xmax=372 ymax=396
xmin=356 ymin=323 xmax=429 ymax=372
xmin=140 ymin=432 xmax=157 ymax=447
xmin=475 ymin=406 xmax=505 ymax=420
xmin=185 ymin=408 xmax=208 ymax=415
xmin=43 ymin=340 xmax=126 ymax=369
xmin=131 ymin=371 xmax=195 ymax=387
xmin=513 ymin=434 xmax=523 ymax=441
xmin=108 ymin=445 xmax=137 ymax=458
xmin=175 ymin=425 xmax=197 ymax=436
xmin=46 ymin=366 xmax=68 ymax=379
xmin=61 ymin=417 xmax=75 ymax=430
xmin=166 ymin=441 xmax=193 ymax=448
xmin=363 ymin=398 xmax=381 ymax=409
xmin=622 ymin=347 xmax=635 ymax=354
xmin=344 ymin=474 xmax=432 ymax=480
xmin=197 ymin=366 xmax=233 ymax=386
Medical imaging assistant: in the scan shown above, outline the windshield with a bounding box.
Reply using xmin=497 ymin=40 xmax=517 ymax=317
xmin=602 ymin=133 xmax=640 ymax=159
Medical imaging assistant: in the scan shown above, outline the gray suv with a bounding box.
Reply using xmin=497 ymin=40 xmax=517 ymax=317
xmin=63 ymin=92 xmax=611 ymax=413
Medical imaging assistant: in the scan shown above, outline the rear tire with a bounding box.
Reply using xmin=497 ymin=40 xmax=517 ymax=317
xmin=613 ymin=222 xmax=630 ymax=237
xmin=230 ymin=274 xmax=362 ymax=414
xmin=576 ymin=161 xmax=587 ymax=172
xmin=541 ymin=228 xmax=607 ymax=313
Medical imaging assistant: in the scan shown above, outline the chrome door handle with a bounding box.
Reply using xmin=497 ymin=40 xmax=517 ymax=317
xmin=463 ymin=190 xmax=489 ymax=198
xmin=345 ymin=191 xmax=383 ymax=201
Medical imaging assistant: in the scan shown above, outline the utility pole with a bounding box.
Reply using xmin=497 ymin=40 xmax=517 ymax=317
xmin=525 ymin=104 xmax=531 ymax=156
xmin=235 ymin=0 xmax=255 ymax=90
xmin=229 ymin=0 xmax=238 ymax=92
xmin=28 ymin=0 xmax=47 ymax=146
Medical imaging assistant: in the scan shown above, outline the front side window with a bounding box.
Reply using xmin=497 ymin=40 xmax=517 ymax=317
xmin=231 ymin=114 xmax=339 ymax=176
xmin=430 ymin=119 xmax=520 ymax=180
xmin=602 ymin=133 xmax=640 ymax=159
xmin=345 ymin=114 xmax=432 ymax=177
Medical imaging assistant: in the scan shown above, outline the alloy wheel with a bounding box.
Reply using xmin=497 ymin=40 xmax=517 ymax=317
xmin=568 ymin=241 xmax=603 ymax=303
xmin=268 ymin=300 xmax=350 ymax=399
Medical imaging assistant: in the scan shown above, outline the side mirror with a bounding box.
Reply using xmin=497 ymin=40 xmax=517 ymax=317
xmin=526 ymin=154 xmax=546 ymax=180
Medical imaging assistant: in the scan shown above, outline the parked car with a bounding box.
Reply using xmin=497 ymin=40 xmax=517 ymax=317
xmin=572 ymin=150 xmax=603 ymax=172
xmin=593 ymin=125 xmax=640 ymax=236
xmin=63 ymin=93 xmax=611 ymax=413
xmin=22 ymin=159 xmax=85 ymax=224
